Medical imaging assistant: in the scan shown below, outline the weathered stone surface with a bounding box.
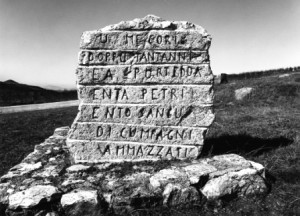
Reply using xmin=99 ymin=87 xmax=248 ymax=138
xmin=68 ymin=141 xmax=200 ymax=163
xmin=77 ymin=65 xmax=213 ymax=85
xmin=0 ymin=127 xmax=269 ymax=214
xmin=104 ymin=15 xmax=208 ymax=32
xmin=235 ymin=87 xmax=253 ymax=100
xmin=163 ymin=184 xmax=200 ymax=206
xmin=66 ymin=165 xmax=91 ymax=173
xmin=1 ymin=162 xmax=42 ymax=181
xmin=79 ymin=50 xmax=209 ymax=65
xmin=61 ymin=180 xmax=85 ymax=187
xmin=61 ymin=190 xmax=97 ymax=207
xmin=201 ymin=168 xmax=268 ymax=200
xmin=77 ymin=104 xmax=215 ymax=127
xmin=78 ymin=85 xmax=213 ymax=105
xmin=150 ymin=169 xmax=189 ymax=190
xmin=61 ymin=190 xmax=103 ymax=216
xmin=53 ymin=126 xmax=70 ymax=137
xmin=80 ymin=30 xmax=211 ymax=50
xmin=8 ymin=185 xmax=60 ymax=209
xmin=0 ymin=183 xmax=9 ymax=214
xmin=80 ymin=15 xmax=211 ymax=52
xmin=69 ymin=123 xmax=207 ymax=145
xmin=68 ymin=15 xmax=214 ymax=162
xmin=31 ymin=165 xmax=63 ymax=178
xmin=183 ymin=163 xmax=217 ymax=184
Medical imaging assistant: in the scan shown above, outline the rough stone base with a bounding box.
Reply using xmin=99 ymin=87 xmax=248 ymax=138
xmin=0 ymin=127 xmax=269 ymax=216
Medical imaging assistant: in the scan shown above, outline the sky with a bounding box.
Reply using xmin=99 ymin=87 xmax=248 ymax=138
xmin=0 ymin=0 xmax=299 ymax=89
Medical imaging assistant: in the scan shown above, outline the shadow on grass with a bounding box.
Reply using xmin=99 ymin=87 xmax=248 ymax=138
xmin=201 ymin=134 xmax=293 ymax=157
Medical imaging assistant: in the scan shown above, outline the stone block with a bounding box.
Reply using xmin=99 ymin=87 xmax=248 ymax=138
xmin=8 ymin=185 xmax=60 ymax=209
xmin=80 ymin=30 xmax=211 ymax=50
xmin=76 ymin=64 xmax=213 ymax=85
xmin=67 ymin=15 xmax=215 ymax=162
xmin=78 ymin=85 xmax=214 ymax=105
xmin=67 ymin=141 xmax=201 ymax=163
xmin=78 ymin=50 xmax=209 ymax=66
xmin=68 ymin=123 xmax=207 ymax=145
xmin=76 ymin=104 xmax=215 ymax=127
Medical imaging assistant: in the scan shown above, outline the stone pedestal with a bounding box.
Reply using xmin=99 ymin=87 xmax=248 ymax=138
xmin=0 ymin=127 xmax=268 ymax=215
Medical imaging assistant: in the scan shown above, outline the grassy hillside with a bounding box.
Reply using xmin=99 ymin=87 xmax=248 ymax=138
xmin=0 ymin=73 xmax=299 ymax=215
xmin=0 ymin=80 xmax=77 ymax=106
xmin=226 ymin=66 xmax=300 ymax=81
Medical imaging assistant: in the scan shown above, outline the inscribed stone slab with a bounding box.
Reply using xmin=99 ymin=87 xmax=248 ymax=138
xmin=67 ymin=15 xmax=214 ymax=163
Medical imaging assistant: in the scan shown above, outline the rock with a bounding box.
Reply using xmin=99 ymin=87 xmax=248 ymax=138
xmin=1 ymin=162 xmax=42 ymax=180
xmin=8 ymin=185 xmax=60 ymax=209
xmin=32 ymin=165 xmax=63 ymax=178
xmin=66 ymin=164 xmax=91 ymax=173
xmin=182 ymin=163 xmax=217 ymax=184
xmin=235 ymin=87 xmax=253 ymax=100
xmin=149 ymin=168 xmax=189 ymax=190
xmin=61 ymin=179 xmax=85 ymax=187
xmin=10 ymin=162 xmax=42 ymax=173
xmin=95 ymin=163 xmax=112 ymax=171
xmin=61 ymin=190 xmax=104 ymax=216
xmin=45 ymin=212 xmax=59 ymax=216
xmin=53 ymin=126 xmax=70 ymax=137
xmin=206 ymin=154 xmax=257 ymax=178
xmin=279 ymin=74 xmax=291 ymax=78
xmin=201 ymin=168 xmax=267 ymax=200
xmin=0 ymin=183 xmax=9 ymax=214
xmin=0 ymin=183 xmax=9 ymax=203
xmin=49 ymin=157 xmax=55 ymax=161
xmin=163 ymin=183 xmax=200 ymax=206
xmin=123 ymin=172 xmax=151 ymax=184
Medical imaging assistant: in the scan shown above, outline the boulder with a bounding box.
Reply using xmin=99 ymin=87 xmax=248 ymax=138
xmin=235 ymin=87 xmax=253 ymax=100
xmin=61 ymin=190 xmax=104 ymax=216
xmin=201 ymin=168 xmax=267 ymax=200
xmin=8 ymin=185 xmax=60 ymax=209
xmin=279 ymin=74 xmax=291 ymax=78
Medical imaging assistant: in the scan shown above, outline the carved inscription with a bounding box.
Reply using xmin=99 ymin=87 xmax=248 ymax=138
xmin=79 ymin=85 xmax=213 ymax=105
xmin=69 ymin=123 xmax=206 ymax=145
xmin=77 ymin=104 xmax=214 ymax=127
xmin=80 ymin=31 xmax=211 ymax=50
xmin=67 ymin=15 xmax=214 ymax=163
xmin=70 ymin=141 xmax=200 ymax=162
xmin=78 ymin=50 xmax=209 ymax=65
xmin=76 ymin=64 xmax=213 ymax=84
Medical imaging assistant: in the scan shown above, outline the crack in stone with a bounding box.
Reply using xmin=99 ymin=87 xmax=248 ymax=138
xmin=176 ymin=106 xmax=194 ymax=126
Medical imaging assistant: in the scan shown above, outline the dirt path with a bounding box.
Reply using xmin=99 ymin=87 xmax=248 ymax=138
xmin=0 ymin=100 xmax=79 ymax=114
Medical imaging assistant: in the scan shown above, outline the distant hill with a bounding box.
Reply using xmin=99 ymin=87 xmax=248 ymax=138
xmin=0 ymin=80 xmax=77 ymax=106
xmin=226 ymin=66 xmax=300 ymax=81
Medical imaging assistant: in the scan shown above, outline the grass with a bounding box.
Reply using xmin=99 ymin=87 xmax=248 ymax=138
xmin=0 ymin=73 xmax=299 ymax=215
xmin=0 ymin=106 xmax=78 ymax=175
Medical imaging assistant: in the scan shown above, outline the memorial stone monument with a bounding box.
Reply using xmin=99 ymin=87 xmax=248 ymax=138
xmin=67 ymin=14 xmax=215 ymax=163
xmin=0 ymin=16 xmax=269 ymax=215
